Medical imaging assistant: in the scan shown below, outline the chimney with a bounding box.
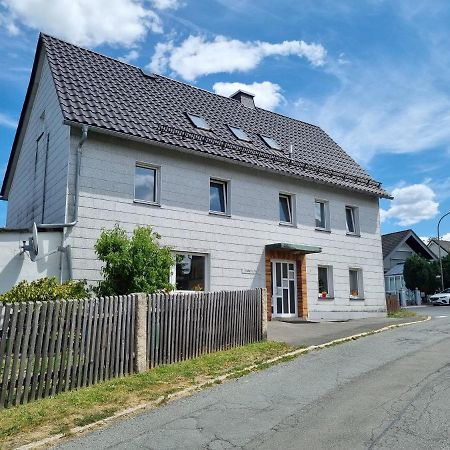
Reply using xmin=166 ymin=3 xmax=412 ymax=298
xmin=230 ymin=90 xmax=255 ymax=109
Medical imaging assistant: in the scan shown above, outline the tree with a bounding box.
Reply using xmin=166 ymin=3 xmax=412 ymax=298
xmin=439 ymin=254 xmax=450 ymax=290
xmin=94 ymin=225 xmax=174 ymax=296
xmin=403 ymin=255 xmax=438 ymax=294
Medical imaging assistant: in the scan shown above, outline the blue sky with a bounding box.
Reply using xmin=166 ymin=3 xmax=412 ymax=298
xmin=1 ymin=0 xmax=450 ymax=239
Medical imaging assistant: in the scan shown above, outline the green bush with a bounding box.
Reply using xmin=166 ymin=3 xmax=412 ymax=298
xmin=403 ymin=255 xmax=439 ymax=294
xmin=0 ymin=277 xmax=89 ymax=303
xmin=94 ymin=224 xmax=174 ymax=296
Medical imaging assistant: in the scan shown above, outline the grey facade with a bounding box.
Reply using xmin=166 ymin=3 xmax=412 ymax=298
xmin=1 ymin=34 xmax=391 ymax=320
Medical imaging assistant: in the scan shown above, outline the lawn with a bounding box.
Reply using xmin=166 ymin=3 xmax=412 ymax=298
xmin=0 ymin=340 xmax=293 ymax=449
xmin=388 ymin=309 xmax=418 ymax=319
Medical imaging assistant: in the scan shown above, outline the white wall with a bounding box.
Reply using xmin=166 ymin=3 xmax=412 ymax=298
xmin=0 ymin=229 xmax=66 ymax=294
xmin=67 ymin=132 xmax=386 ymax=319
xmin=384 ymin=242 xmax=415 ymax=272
xmin=6 ymin=55 xmax=70 ymax=228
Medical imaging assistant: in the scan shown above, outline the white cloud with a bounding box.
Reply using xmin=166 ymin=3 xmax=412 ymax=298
xmin=149 ymin=35 xmax=326 ymax=81
xmin=0 ymin=112 xmax=17 ymax=128
xmin=1 ymin=0 xmax=162 ymax=47
xmin=151 ymin=0 xmax=181 ymax=9
xmin=442 ymin=233 xmax=450 ymax=241
xmin=293 ymin=53 xmax=450 ymax=165
xmin=118 ymin=49 xmax=140 ymax=63
xmin=380 ymin=183 xmax=439 ymax=226
xmin=212 ymin=81 xmax=284 ymax=111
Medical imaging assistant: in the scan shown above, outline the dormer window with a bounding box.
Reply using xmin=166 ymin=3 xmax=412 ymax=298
xmin=229 ymin=126 xmax=250 ymax=142
xmin=260 ymin=135 xmax=281 ymax=150
xmin=187 ymin=113 xmax=210 ymax=130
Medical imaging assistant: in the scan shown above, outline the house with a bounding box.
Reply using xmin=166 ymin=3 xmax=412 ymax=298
xmin=382 ymin=230 xmax=436 ymax=296
xmin=0 ymin=34 xmax=391 ymax=320
xmin=428 ymin=238 xmax=450 ymax=259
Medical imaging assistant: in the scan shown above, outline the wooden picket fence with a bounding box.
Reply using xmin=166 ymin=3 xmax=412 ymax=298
xmin=0 ymin=289 xmax=265 ymax=409
xmin=0 ymin=296 xmax=135 ymax=409
xmin=147 ymin=289 xmax=264 ymax=368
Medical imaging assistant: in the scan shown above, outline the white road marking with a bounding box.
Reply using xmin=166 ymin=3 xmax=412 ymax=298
xmin=435 ymin=315 xmax=448 ymax=318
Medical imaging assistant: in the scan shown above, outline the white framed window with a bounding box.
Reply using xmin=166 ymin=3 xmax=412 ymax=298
xmin=210 ymin=178 xmax=229 ymax=214
xmin=134 ymin=163 xmax=160 ymax=204
xmin=279 ymin=193 xmax=294 ymax=225
xmin=318 ymin=266 xmax=334 ymax=298
xmin=349 ymin=268 xmax=364 ymax=299
xmin=315 ymin=199 xmax=329 ymax=230
xmin=345 ymin=205 xmax=360 ymax=235
xmin=170 ymin=252 xmax=208 ymax=291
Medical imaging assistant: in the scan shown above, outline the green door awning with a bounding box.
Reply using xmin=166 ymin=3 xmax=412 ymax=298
xmin=265 ymin=243 xmax=322 ymax=254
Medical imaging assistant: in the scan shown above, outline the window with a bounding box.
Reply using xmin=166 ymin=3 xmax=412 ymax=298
xmin=349 ymin=269 xmax=363 ymax=298
xmin=187 ymin=113 xmax=210 ymax=130
xmin=229 ymin=126 xmax=250 ymax=141
xmin=210 ymin=179 xmax=228 ymax=214
xmin=135 ymin=164 xmax=159 ymax=203
xmin=279 ymin=194 xmax=293 ymax=224
xmin=345 ymin=206 xmax=359 ymax=234
xmin=315 ymin=200 xmax=329 ymax=230
xmin=318 ymin=266 xmax=333 ymax=298
xmin=260 ymin=135 xmax=281 ymax=150
xmin=172 ymin=253 xmax=207 ymax=291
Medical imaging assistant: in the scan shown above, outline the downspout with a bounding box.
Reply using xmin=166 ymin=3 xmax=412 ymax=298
xmin=37 ymin=124 xmax=89 ymax=280
xmin=38 ymin=124 xmax=89 ymax=229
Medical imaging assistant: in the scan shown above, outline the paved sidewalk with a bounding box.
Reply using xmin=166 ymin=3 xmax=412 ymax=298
xmin=267 ymin=315 xmax=422 ymax=347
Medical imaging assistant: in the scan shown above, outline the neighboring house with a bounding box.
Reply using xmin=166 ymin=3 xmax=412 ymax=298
xmin=428 ymin=238 xmax=450 ymax=259
xmin=382 ymin=230 xmax=436 ymax=295
xmin=0 ymin=34 xmax=391 ymax=320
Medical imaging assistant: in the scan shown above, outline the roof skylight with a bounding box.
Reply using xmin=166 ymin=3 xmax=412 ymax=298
xmin=229 ymin=126 xmax=250 ymax=142
xmin=260 ymin=135 xmax=281 ymax=150
xmin=187 ymin=113 xmax=210 ymax=130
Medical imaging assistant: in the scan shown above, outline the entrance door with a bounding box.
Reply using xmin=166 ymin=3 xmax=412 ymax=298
xmin=272 ymin=260 xmax=297 ymax=317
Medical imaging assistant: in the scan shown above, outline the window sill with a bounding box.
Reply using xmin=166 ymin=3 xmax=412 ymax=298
xmin=318 ymin=296 xmax=334 ymax=300
xmin=209 ymin=211 xmax=231 ymax=218
xmin=315 ymin=227 xmax=331 ymax=233
xmin=279 ymin=221 xmax=296 ymax=227
xmin=134 ymin=199 xmax=160 ymax=207
xmin=349 ymin=297 xmax=365 ymax=301
xmin=346 ymin=232 xmax=361 ymax=237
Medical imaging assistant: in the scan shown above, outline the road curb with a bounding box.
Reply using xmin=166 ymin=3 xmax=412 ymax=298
xmin=17 ymin=315 xmax=431 ymax=450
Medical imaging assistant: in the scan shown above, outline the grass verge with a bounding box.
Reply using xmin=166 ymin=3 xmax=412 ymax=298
xmin=388 ymin=309 xmax=418 ymax=319
xmin=0 ymin=341 xmax=292 ymax=449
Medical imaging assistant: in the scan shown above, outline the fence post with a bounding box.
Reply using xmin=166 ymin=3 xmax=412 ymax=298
xmin=261 ymin=288 xmax=268 ymax=340
xmin=134 ymin=293 xmax=148 ymax=373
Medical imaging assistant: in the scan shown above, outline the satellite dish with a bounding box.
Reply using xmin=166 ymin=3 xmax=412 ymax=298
xmin=21 ymin=222 xmax=39 ymax=261
xmin=30 ymin=222 xmax=39 ymax=261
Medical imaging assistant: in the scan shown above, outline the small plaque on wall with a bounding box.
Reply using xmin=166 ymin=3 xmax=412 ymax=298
xmin=241 ymin=268 xmax=258 ymax=275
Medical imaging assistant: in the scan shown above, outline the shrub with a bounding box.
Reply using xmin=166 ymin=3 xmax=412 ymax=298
xmin=403 ymin=255 xmax=439 ymax=294
xmin=0 ymin=277 xmax=89 ymax=303
xmin=94 ymin=224 xmax=174 ymax=296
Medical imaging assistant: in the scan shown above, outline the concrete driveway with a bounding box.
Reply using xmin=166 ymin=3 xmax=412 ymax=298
xmin=55 ymin=305 xmax=450 ymax=450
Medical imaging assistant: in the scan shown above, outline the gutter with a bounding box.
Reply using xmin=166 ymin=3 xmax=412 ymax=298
xmin=38 ymin=124 xmax=89 ymax=229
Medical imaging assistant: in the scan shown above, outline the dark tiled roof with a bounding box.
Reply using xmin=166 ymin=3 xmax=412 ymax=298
xmin=382 ymin=230 xmax=411 ymax=259
xmin=1 ymin=34 xmax=391 ymax=198
xmin=382 ymin=229 xmax=436 ymax=261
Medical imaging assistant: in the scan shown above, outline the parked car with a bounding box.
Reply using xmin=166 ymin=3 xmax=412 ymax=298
xmin=430 ymin=288 xmax=450 ymax=305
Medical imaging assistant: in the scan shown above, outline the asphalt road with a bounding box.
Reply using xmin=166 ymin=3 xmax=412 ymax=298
xmin=56 ymin=305 xmax=450 ymax=450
